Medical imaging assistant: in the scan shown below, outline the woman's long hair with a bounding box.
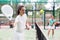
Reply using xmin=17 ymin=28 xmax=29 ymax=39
xmin=17 ymin=5 xmax=24 ymax=15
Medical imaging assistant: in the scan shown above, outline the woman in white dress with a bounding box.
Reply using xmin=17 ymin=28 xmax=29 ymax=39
xmin=14 ymin=5 xmax=29 ymax=40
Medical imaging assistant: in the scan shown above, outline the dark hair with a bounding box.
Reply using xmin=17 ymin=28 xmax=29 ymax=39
xmin=17 ymin=5 xmax=24 ymax=15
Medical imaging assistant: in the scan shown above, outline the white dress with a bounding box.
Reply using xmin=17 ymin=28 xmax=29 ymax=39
xmin=14 ymin=14 xmax=27 ymax=40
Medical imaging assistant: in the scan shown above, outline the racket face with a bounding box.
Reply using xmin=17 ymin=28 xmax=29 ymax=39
xmin=1 ymin=5 xmax=13 ymax=20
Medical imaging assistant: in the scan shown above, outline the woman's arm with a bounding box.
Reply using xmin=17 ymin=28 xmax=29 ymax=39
xmin=13 ymin=16 xmax=19 ymax=27
xmin=52 ymin=19 xmax=56 ymax=26
xmin=13 ymin=21 xmax=18 ymax=27
xmin=26 ymin=18 xmax=30 ymax=30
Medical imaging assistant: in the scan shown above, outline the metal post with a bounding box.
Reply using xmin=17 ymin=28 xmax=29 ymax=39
xmin=32 ymin=6 xmax=34 ymax=28
xmin=53 ymin=0 xmax=55 ymax=17
xmin=32 ymin=3 xmax=36 ymax=28
xmin=10 ymin=0 xmax=12 ymax=6
xmin=59 ymin=11 xmax=60 ymax=21
xmin=44 ymin=10 xmax=46 ymax=29
xmin=34 ymin=2 xmax=36 ymax=29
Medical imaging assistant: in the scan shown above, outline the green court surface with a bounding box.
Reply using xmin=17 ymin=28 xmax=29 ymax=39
xmin=1 ymin=26 xmax=60 ymax=40
xmin=0 ymin=28 xmax=36 ymax=40
xmin=40 ymin=26 xmax=60 ymax=40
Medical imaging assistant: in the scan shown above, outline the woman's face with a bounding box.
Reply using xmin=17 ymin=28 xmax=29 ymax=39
xmin=51 ymin=15 xmax=54 ymax=19
xmin=19 ymin=7 xmax=25 ymax=14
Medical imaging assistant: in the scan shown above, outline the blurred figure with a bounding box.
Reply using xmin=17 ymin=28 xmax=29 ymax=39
xmin=14 ymin=5 xmax=30 ymax=40
xmin=47 ymin=15 xmax=56 ymax=38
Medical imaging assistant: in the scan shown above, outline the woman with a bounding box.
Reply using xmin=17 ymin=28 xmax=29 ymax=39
xmin=14 ymin=5 xmax=29 ymax=40
xmin=48 ymin=15 xmax=56 ymax=38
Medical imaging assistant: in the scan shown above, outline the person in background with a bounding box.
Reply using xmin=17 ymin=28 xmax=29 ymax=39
xmin=47 ymin=15 xmax=56 ymax=38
